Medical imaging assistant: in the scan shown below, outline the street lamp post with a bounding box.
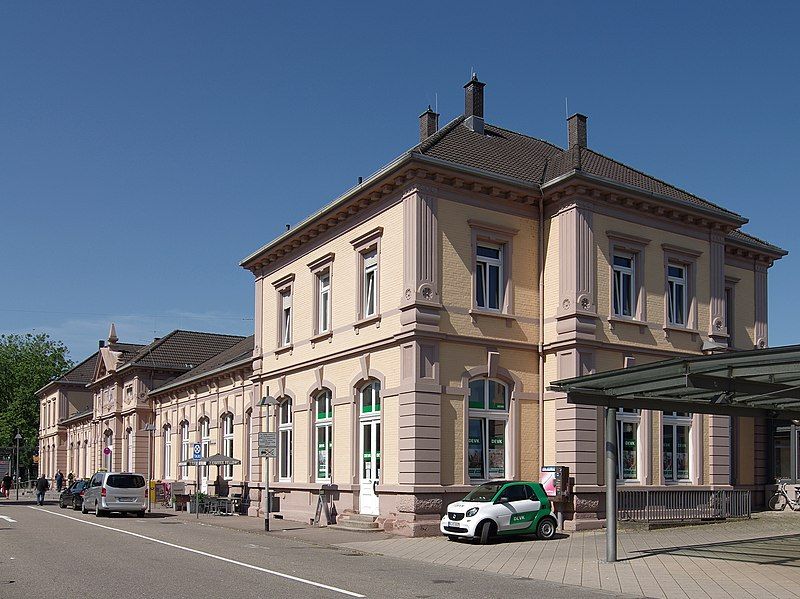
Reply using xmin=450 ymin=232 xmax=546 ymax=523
xmin=14 ymin=433 xmax=22 ymax=501
xmin=143 ymin=423 xmax=156 ymax=512
xmin=259 ymin=391 xmax=279 ymax=532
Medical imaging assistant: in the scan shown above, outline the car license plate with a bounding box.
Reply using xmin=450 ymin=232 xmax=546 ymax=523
xmin=447 ymin=521 xmax=462 ymax=529
xmin=118 ymin=497 xmax=135 ymax=502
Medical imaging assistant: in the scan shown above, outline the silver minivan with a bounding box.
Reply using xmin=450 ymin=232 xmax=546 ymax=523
xmin=82 ymin=472 xmax=147 ymax=517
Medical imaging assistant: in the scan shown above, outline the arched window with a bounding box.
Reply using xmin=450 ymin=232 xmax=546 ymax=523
xmin=222 ymin=413 xmax=234 ymax=480
xmin=163 ymin=424 xmax=172 ymax=479
xmin=180 ymin=421 xmax=190 ymax=479
xmin=278 ymin=398 xmax=293 ymax=481
xmin=126 ymin=427 xmax=134 ymax=472
xmin=199 ymin=417 xmax=211 ymax=480
xmin=467 ymin=378 xmax=509 ymax=481
xmin=244 ymin=409 xmax=253 ymax=481
xmin=314 ymin=389 xmax=333 ymax=482
xmin=104 ymin=431 xmax=113 ymax=471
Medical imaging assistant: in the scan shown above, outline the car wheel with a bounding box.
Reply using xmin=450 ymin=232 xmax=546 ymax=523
xmin=478 ymin=520 xmax=495 ymax=545
xmin=447 ymin=535 xmax=459 ymax=542
xmin=72 ymin=499 xmax=80 ymax=511
xmin=136 ymin=510 xmax=145 ymax=518
xmin=537 ymin=517 xmax=556 ymax=540
xmin=58 ymin=498 xmax=65 ymax=509
xmin=95 ymin=502 xmax=105 ymax=517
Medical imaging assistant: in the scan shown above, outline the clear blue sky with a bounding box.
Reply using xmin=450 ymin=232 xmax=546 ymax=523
xmin=1 ymin=2 xmax=798 ymax=361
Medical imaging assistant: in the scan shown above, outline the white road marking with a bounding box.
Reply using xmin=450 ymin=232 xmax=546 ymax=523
xmin=0 ymin=515 xmax=17 ymax=523
xmin=29 ymin=507 xmax=364 ymax=597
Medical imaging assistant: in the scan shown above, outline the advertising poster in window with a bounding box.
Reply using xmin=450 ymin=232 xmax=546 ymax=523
xmin=676 ymin=427 xmax=688 ymax=479
xmin=467 ymin=419 xmax=484 ymax=479
xmin=621 ymin=422 xmax=637 ymax=479
xmin=488 ymin=420 xmax=505 ymax=478
xmin=662 ymin=425 xmax=674 ymax=480
xmin=488 ymin=381 xmax=506 ymax=410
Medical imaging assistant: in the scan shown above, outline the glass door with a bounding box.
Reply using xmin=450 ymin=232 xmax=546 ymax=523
xmin=359 ymin=419 xmax=381 ymax=516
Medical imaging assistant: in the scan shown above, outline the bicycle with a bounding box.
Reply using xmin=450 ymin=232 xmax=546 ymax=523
xmin=768 ymin=479 xmax=800 ymax=511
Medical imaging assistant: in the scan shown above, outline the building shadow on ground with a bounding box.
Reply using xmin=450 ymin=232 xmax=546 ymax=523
xmin=621 ymin=533 xmax=800 ymax=567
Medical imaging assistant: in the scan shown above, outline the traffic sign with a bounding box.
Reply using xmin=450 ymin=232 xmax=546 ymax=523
xmin=259 ymin=446 xmax=277 ymax=458
xmin=258 ymin=432 xmax=277 ymax=449
xmin=192 ymin=443 xmax=202 ymax=460
xmin=103 ymin=447 xmax=111 ymax=456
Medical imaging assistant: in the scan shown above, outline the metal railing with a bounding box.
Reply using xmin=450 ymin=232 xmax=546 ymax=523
xmin=618 ymin=489 xmax=751 ymax=522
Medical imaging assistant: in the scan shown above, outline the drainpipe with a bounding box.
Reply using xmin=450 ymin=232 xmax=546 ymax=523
xmin=538 ymin=195 xmax=545 ymax=470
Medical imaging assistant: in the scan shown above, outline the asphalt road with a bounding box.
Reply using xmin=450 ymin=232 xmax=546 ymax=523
xmin=0 ymin=501 xmax=629 ymax=599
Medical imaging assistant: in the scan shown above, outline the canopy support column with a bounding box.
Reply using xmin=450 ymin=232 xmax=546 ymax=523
xmin=791 ymin=423 xmax=798 ymax=484
xmin=605 ymin=406 xmax=617 ymax=563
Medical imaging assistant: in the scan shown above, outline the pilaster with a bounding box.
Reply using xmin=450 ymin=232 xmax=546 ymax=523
xmin=754 ymin=263 xmax=768 ymax=348
xmin=709 ymin=233 xmax=728 ymax=343
xmin=556 ymin=201 xmax=597 ymax=340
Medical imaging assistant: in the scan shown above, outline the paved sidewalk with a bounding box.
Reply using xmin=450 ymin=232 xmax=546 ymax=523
xmin=335 ymin=512 xmax=800 ymax=599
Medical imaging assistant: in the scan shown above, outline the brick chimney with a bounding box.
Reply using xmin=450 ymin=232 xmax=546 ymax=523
xmin=567 ymin=113 xmax=587 ymax=148
xmin=464 ymin=74 xmax=485 ymax=134
xmin=419 ymin=105 xmax=439 ymax=141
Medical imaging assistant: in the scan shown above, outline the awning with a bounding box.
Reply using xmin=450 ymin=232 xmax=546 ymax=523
xmin=549 ymin=344 xmax=800 ymax=420
xmin=179 ymin=453 xmax=241 ymax=467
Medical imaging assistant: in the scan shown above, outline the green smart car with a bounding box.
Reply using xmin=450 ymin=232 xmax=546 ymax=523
xmin=440 ymin=481 xmax=557 ymax=544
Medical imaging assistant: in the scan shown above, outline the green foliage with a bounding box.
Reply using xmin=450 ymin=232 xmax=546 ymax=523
xmin=0 ymin=333 xmax=72 ymax=468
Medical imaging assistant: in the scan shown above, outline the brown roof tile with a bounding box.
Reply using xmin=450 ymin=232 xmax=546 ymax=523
xmin=121 ymin=330 xmax=246 ymax=372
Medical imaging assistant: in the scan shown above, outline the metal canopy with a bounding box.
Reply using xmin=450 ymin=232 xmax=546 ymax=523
xmin=549 ymin=344 xmax=800 ymax=420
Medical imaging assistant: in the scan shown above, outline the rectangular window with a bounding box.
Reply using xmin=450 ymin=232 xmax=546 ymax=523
xmin=662 ymin=412 xmax=691 ymax=482
xmin=667 ymin=264 xmax=687 ymax=326
xmin=318 ymin=272 xmax=330 ymax=333
xmin=363 ymin=249 xmax=378 ymax=318
xmin=476 ymin=244 xmax=502 ymax=311
xmin=280 ymin=290 xmax=292 ymax=346
xmin=612 ymin=253 xmax=634 ymax=317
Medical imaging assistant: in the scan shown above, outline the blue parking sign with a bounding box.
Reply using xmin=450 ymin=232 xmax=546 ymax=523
xmin=192 ymin=443 xmax=202 ymax=460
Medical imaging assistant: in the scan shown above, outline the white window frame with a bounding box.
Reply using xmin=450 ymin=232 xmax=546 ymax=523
xmin=222 ymin=414 xmax=234 ymax=480
xmin=105 ymin=432 xmax=113 ymax=471
xmin=616 ymin=409 xmax=641 ymax=482
xmin=351 ymin=227 xmax=383 ymax=324
xmin=180 ymin=422 xmax=190 ymax=480
xmin=612 ymin=252 xmax=635 ymax=318
xmin=280 ymin=290 xmax=292 ymax=347
xmin=319 ymin=272 xmax=331 ymax=333
xmin=314 ymin=389 xmax=333 ymax=482
xmin=126 ymin=428 xmax=134 ymax=472
xmin=667 ymin=263 xmax=687 ymax=326
xmin=244 ymin=410 xmax=252 ymax=481
xmin=363 ymin=249 xmax=378 ymax=318
xmin=163 ymin=425 xmax=172 ymax=479
xmin=200 ymin=418 xmax=211 ymax=480
xmin=476 ymin=243 xmax=503 ymax=312
xmin=662 ymin=244 xmax=701 ymax=332
xmin=662 ymin=412 xmax=692 ymax=483
xmin=467 ymin=378 xmax=509 ymax=482
xmin=278 ymin=398 xmax=293 ymax=481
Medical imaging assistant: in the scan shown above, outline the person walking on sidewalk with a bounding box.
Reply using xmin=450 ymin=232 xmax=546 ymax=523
xmin=1 ymin=474 xmax=11 ymax=498
xmin=35 ymin=474 xmax=49 ymax=506
xmin=55 ymin=470 xmax=64 ymax=493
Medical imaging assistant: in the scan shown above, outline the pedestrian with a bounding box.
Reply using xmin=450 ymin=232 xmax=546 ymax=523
xmin=1 ymin=473 xmax=10 ymax=498
xmin=67 ymin=472 xmax=74 ymax=488
xmin=55 ymin=470 xmax=64 ymax=493
xmin=35 ymin=473 xmax=49 ymax=506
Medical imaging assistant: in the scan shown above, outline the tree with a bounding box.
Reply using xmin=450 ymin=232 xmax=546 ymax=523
xmin=0 ymin=333 xmax=72 ymax=471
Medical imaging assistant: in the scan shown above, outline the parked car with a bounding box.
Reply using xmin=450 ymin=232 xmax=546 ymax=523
xmin=82 ymin=472 xmax=147 ymax=517
xmin=59 ymin=479 xmax=89 ymax=510
xmin=440 ymin=481 xmax=557 ymax=544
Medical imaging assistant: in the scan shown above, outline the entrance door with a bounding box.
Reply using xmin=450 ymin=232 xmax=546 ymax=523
xmin=359 ymin=419 xmax=381 ymax=515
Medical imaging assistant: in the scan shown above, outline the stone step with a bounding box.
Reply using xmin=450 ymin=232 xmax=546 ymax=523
xmin=346 ymin=513 xmax=378 ymax=523
xmin=331 ymin=519 xmax=381 ymax=531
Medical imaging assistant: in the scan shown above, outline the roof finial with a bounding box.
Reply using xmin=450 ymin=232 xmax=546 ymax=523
xmin=108 ymin=322 xmax=118 ymax=345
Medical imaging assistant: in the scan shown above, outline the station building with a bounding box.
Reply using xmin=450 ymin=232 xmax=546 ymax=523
xmin=40 ymin=76 xmax=786 ymax=534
